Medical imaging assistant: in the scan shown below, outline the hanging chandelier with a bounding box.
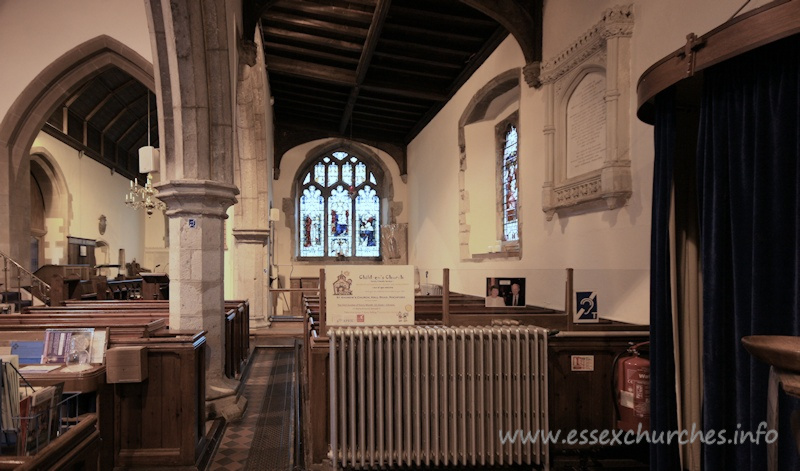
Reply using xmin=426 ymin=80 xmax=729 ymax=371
xmin=126 ymin=89 xmax=165 ymax=217
xmin=126 ymin=173 xmax=165 ymax=216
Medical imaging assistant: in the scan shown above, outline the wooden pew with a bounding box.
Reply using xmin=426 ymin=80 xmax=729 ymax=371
xmin=25 ymin=299 xmax=251 ymax=380
xmin=0 ymin=323 xmax=209 ymax=470
xmin=110 ymin=331 xmax=208 ymax=469
xmin=0 ymin=414 xmax=100 ymax=471
xmin=301 ymin=292 xmax=566 ymax=331
xmin=0 ymin=315 xmax=166 ymax=342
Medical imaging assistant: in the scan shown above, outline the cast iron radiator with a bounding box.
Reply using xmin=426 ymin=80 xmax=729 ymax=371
xmin=329 ymin=325 xmax=549 ymax=469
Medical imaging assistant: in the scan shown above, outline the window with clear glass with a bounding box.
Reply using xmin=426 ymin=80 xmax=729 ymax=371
xmin=298 ymin=150 xmax=381 ymax=259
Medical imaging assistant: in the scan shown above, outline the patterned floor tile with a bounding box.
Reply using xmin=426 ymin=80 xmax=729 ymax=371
xmin=209 ymin=348 xmax=281 ymax=470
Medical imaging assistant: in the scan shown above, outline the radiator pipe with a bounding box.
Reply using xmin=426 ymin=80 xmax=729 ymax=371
xmin=443 ymin=268 xmax=450 ymax=326
xmin=565 ymin=267 xmax=574 ymax=331
xmin=319 ymin=268 xmax=327 ymax=337
xmin=329 ymin=330 xmax=338 ymax=468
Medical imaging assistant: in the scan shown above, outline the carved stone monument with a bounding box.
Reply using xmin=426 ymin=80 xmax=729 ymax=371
xmin=541 ymin=5 xmax=634 ymax=220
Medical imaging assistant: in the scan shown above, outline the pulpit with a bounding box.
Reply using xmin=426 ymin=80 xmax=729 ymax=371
xmin=742 ymin=336 xmax=800 ymax=471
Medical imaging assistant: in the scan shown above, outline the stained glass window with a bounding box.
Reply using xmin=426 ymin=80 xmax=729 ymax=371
xmin=297 ymin=150 xmax=381 ymax=259
xmin=327 ymin=164 xmax=338 ymax=187
xmin=355 ymin=162 xmax=366 ymax=187
xmin=356 ymin=186 xmax=380 ymax=257
xmin=328 ymin=186 xmax=352 ymax=257
xmin=502 ymin=124 xmax=519 ymax=241
xmin=299 ymin=187 xmax=324 ymax=257
xmin=314 ymin=162 xmax=325 ymax=186
xmin=342 ymin=162 xmax=352 ymax=186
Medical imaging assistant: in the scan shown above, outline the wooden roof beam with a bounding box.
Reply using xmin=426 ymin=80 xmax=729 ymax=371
xmin=266 ymin=42 xmax=360 ymax=67
xmin=262 ymin=26 xmax=363 ymax=53
xmin=271 ymin=1 xmax=374 ymax=26
xmin=101 ymin=92 xmax=147 ymax=135
xmin=85 ymin=78 xmax=139 ymax=121
xmin=361 ymin=82 xmax=446 ymax=102
xmin=267 ymin=11 xmax=370 ymax=40
xmin=265 ymin=55 xmax=357 ymax=86
xmin=339 ymin=0 xmax=392 ymax=134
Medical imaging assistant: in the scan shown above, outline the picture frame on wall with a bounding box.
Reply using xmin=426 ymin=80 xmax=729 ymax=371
xmin=485 ymin=277 xmax=526 ymax=307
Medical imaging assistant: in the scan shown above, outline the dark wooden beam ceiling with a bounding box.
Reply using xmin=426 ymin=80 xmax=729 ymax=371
xmin=339 ymin=0 xmax=392 ymax=134
xmin=252 ymin=0 xmax=544 ymax=176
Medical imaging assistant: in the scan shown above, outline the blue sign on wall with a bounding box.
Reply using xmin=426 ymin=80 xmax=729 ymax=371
xmin=575 ymin=291 xmax=599 ymax=323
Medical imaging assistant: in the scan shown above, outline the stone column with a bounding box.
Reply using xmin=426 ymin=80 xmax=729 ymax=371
xmin=232 ymin=34 xmax=273 ymax=329
xmin=157 ymin=179 xmax=246 ymax=420
xmin=232 ymin=229 xmax=270 ymax=328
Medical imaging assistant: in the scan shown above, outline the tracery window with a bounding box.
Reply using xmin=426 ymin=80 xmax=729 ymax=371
xmin=298 ymin=151 xmax=381 ymax=259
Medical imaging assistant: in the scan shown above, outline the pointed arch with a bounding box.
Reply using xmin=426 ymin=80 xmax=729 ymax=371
xmin=290 ymin=139 xmax=395 ymax=261
xmin=0 ymin=35 xmax=153 ymax=264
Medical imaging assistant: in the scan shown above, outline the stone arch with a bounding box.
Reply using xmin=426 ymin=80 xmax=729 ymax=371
xmin=457 ymin=68 xmax=521 ymax=260
xmin=293 ymin=139 xmax=395 ymax=201
xmin=0 ymin=35 xmax=153 ymax=265
xmin=145 ymin=0 xmax=234 ymax=184
xmin=29 ymin=148 xmax=72 ymax=265
xmin=288 ymin=139 xmax=397 ymax=260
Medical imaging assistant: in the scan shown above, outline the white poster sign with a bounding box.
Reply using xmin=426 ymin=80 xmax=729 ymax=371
xmin=326 ymin=265 xmax=415 ymax=326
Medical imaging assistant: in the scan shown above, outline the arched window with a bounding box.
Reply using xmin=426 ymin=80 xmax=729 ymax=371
xmin=459 ymin=69 xmax=521 ymax=259
xmin=298 ymin=150 xmax=381 ymax=259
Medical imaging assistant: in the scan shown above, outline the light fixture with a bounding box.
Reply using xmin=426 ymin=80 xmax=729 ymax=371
xmin=126 ymin=173 xmax=165 ymax=216
xmin=125 ymin=90 xmax=165 ymax=217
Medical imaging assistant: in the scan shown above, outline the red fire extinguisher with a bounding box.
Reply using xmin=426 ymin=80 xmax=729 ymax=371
xmin=612 ymin=341 xmax=650 ymax=432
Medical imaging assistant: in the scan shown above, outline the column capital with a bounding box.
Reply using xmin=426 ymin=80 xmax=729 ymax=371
xmin=232 ymin=228 xmax=270 ymax=243
xmin=157 ymin=179 xmax=239 ymax=219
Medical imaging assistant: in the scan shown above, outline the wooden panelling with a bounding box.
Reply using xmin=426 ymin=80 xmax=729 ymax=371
xmin=112 ymin=333 xmax=207 ymax=469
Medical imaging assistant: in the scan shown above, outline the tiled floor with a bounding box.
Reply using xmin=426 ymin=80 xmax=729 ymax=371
xmin=209 ymin=348 xmax=276 ymax=471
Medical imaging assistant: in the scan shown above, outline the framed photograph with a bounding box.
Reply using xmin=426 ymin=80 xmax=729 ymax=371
xmin=485 ymin=277 xmax=526 ymax=307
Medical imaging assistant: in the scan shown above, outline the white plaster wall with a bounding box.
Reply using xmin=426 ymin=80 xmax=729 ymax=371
xmin=0 ymin=0 xmax=152 ymax=124
xmin=411 ymin=0 xmax=779 ymax=324
xmin=143 ymin=172 xmax=169 ymax=275
xmin=31 ymin=132 xmax=146 ymax=267
xmin=408 ymin=0 xmax=761 ymax=325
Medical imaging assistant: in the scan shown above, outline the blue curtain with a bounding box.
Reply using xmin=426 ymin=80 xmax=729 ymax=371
xmin=650 ymin=87 xmax=681 ymax=470
xmin=697 ymin=34 xmax=800 ymax=470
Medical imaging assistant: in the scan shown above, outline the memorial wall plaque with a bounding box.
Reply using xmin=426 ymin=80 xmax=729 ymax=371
xmin=540 ymin=5 xmax=634 ymax=220
xmin=566 ymin=72 xmax=606 ymax=180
